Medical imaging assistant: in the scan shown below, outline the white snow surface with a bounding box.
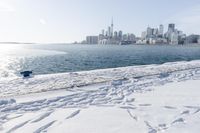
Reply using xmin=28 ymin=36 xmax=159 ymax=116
xmin=0 ymin=60 xmax=200 ymax=133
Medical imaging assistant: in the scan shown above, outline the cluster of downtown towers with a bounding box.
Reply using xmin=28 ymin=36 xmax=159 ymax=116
xmin=84 ymin=20 xmax=200 ymax=45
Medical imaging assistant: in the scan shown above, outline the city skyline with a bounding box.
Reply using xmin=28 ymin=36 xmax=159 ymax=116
xmin=1 ymin=0 xmax=200 ymax=43
xmin=85 ymin=20 xmax=197 ymax=45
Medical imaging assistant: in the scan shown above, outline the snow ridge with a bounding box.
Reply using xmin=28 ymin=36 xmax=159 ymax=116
xmin=1 ymin=60 xmax=200 ymax=97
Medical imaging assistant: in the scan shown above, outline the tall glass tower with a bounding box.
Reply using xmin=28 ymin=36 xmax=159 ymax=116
xmin=168 ymin=24 xmax=175 ymax=33
xmin=111 ymin=18 xmax=114 ymax=38
xmin=159 ymin=24 xmax=164 ymax=36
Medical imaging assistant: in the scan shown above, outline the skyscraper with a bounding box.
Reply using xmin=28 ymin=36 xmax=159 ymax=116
xmin=111 ymin=18 xmax=114 ymax=37
xmin=108 ymin=26 xmax=111 ymax=37
xmin=159 ymin=24 xmax=164 ymax=36
xmin=114 ymin=31 xmax=118 ymax=39
xmin=118 ymin=31 xmax=123 ymax=40
xmin=146 ymin=27 xmax=153 ymax=38
xmin=168 ymin=24 xmax=175 ymax=33
xmin=141 ymin=31 xmax=147 ymax=39
xmin=153 ymin=28 xmax=158 ymax=35
xmin=170 ymin=32 xmax=178 ymax=45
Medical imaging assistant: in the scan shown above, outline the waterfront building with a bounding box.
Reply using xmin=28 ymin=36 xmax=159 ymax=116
xmin=177 ymin=31 xmax=186 ymax=44
xmin=159 ymin=24 xmax=164 ymax=36
xmin=185 ymin=34 xmax=200 ymax=44
xmin=165 ymin=24 xmax=186 ymax=44
xmin=86 ymin=36 xmax=98 ymax=44
xmin=165 ymin=24 xmax=175 ymax=41
xmin=141 ymin=31 xmax=147 ymax=40
xmin=170 ymin=32 xmax=178 ymax=45
xmin=138 ymin=23 xmax=186 ymax=45
xmin=81 ymin=40 xmax=87 ymax=44
xmin=146 ymin=27 xmax=153 ymax=38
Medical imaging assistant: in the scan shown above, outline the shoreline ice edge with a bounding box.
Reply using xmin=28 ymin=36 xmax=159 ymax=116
xmin=1 ymin=60 xmax=200 ymax=97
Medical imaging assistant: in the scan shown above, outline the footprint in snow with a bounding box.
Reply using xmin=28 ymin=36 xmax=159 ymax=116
xmin=120 ymin=106 xmax=136 ymax=110
xmin=171 ymin=118 xmax=185 ymax=125
xmin=7 ymin=114 xmax=23 ymax=121
xmin=66 ymin=110 xmax=80 ymax=119
xmin=180 ymin=110 xmax=190 ymax=115
xmin=163 ymin=106 xmax=177 ymax=109
xmin=126 ymin=98 xmax=135 ymax=103
xmin=184 ymin=105 xmax=200 ymax=109
xmin=139 ymin=104 xmax=152 ymax=107
xmin=193 ymin=108 xmax=200 ymax=114
xmin=6 ymin=120 xmax=30 ymax=133
xmin=157 ymin=124 xmax=169 ymax=131
xmin=33 ymin=120 xmax=56 ymax=133
xmin=127 ymin=109 xmax=138 ymax=121
xmin=144 ymin=121 xmax=157 ymax=133
xmin=31 ymin=111 xmax=53 ymax=123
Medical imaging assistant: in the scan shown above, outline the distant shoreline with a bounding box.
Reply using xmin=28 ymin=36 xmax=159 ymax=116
xmin=0 ymin=42 xmax=36 ymax=44
xmin=0 ymin=42 xmax=200 ymax=46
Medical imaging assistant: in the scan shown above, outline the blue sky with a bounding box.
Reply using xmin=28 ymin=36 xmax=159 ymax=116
xmin=0 ymin=0 xmax=200 ymax=43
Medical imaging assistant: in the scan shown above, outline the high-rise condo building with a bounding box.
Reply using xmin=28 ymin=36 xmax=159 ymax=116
xmin=146 ymin=27 xmax=153 ymax=38
xmin=108 ymin=26 xmax=111 ymax=37
xmin=141 ymin=31 xmax=147 ymax=39
xmin=114 ymin=31 xmax=118 ymax=39
xmin=168 ymin=24 xmax=175 ymax=33
xmin=111 ymin=18 xmax=114 ymax=37
xmin=118 ymin=31 xmax=123 ymax=40
xmin=159 ymin=24 xmax=164 ymax=36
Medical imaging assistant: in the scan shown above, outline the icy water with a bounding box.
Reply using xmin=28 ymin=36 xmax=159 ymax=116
xmin=1 ymin=43 xmax=200 ymax=78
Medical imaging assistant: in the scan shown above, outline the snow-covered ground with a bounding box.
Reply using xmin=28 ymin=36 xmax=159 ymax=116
xmin=0 ymin=60 xmax=200 ymax=133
